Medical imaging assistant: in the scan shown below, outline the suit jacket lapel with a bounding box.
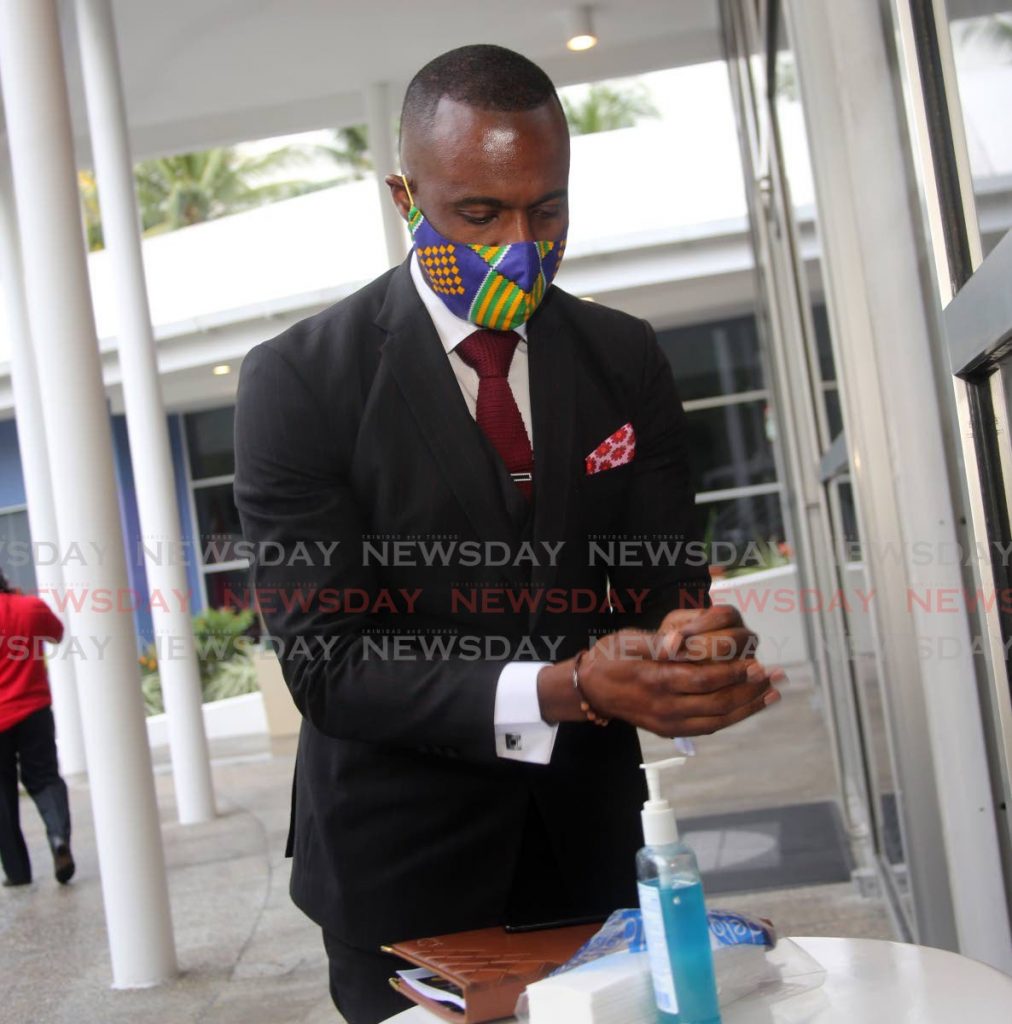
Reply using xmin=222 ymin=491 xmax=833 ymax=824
xmin=375 ymin=260 xmax=527 ymax=582
xmin=527 ymin=288 xmax=577 ymax=635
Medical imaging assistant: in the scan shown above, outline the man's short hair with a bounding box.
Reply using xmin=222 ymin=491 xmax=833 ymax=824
xmin=400 ymin=44 xmax=562 ymax=151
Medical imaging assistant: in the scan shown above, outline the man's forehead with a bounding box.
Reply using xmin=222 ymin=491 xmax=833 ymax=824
xmin=408 ymin=95 xmax=568 ymax=157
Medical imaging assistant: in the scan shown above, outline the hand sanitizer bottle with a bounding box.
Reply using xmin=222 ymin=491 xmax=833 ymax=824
xmin=636 ymin=756 xmax=721 ymax=1024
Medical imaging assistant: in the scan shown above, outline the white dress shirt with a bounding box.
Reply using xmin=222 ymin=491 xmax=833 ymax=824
xmin=409 ymin=252 xmax=559 ymax=765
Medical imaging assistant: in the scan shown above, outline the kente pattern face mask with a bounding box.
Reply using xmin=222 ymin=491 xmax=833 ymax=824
xmin=402 ymin=177 xmax=566 ymax=330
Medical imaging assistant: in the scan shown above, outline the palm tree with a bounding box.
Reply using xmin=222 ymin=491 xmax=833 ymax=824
xmin=316 ymin=125 xmax=372 ymax=179
xmin=78 ymin=143 xmax=327 ymax=251
xmin=132 ymin=146 xmax=320 ymax=235
xmin=78 ymin=169 xmax=104 ymax=250
xmin=957 ymin=13 xmax=1012 ymax=59
xmin=561 ymin=82 xmax=659 ymax=136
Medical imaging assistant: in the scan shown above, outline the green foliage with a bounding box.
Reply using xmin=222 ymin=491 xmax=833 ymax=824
xmin=723 ymin=539 xmax=793 ymax=580
xmin=957 ymin=13 xmax=1012 ymax=58
xmin=191 ymin=606 xmax=257 ymax=682
xmin=309 ymin=125 xmax=372 ymax=180
xmin=138 ymin=606 xmax=258 ymax=716
xmin=561 ymin=82 xmax=659 ymax=136
xmin=202 ymin=657 xmax=259 ymax=704
xmin=132 ymin=146 xmax=320 ymax=235
xmin=141 ymin=672 xmax=165 ymax=717
xmin=78 ymin=169 xmax=104 ymax=251
xmin=78 ymin=135 xmax=363 ymax=252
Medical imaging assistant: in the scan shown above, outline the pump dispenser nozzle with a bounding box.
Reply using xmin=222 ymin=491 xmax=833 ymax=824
xmin=639 ymin=756 xmax=686 ymax=847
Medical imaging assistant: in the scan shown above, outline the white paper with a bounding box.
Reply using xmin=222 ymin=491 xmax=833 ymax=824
xmin=396 ymin=967 xmax=466 ymax=1011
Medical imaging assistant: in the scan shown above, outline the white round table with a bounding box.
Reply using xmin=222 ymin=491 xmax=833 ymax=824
xmin=381 ymin=936 xmax=1012 ymax=1023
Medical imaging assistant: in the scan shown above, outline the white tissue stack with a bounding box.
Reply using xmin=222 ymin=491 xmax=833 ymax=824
xmin=525 ymin=945 xmax=777 ymax=1023
xmin=525 ymin=951 xmax=656 ymax=1024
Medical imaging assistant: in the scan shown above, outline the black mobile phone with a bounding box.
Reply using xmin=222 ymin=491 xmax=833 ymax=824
xmin=503 ymin=913 xmax=609 ymax=934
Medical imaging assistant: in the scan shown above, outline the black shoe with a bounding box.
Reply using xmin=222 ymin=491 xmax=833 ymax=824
xmin=52 ymin=843 xmax=75 ymax=884
xmin=2 ymin=877 xmax=31 ymax=887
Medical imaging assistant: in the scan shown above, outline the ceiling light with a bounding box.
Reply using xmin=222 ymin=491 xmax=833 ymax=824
xmin=566 ymin=6 xmax=598 ymax=51
xmin=212 ymin=364 xmax=231 ymax=376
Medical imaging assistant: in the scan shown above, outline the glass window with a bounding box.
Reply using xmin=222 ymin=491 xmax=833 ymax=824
xmin=654 ymin=311 xmax=782 ymax=554
xmin=183 ymin=406 xmax=249 ymax=612
xmin=185 ymin=407 xmax=236 ymax=480
xmin=830 ymin=479 xmax=861 ymax=557
xmin=205 ymin=566 xmax=253 ymax=613
xmin=772 ymin=12 xmax=841 ymax=454
xmin=192 ymin=482 xmax=244 ymax=565
xmin=0 ymin=508 xmax=36 ymax=594
xmin=811 ymin=304 xmax=835 ymax=382
xmin=814 ymin=300 xmax=844 ymax=438
xmin=655 ymin=316 xmax=767 ymax=402
xmin=823 ymin=386 xmax=844 ymax=442
xmin=699 ymin=491 xmax=786 ymax=560
xmin=685 ymin=400 xmax=778 ymax=493
xmin=945 ymin=2 xmax=1012 ymax=258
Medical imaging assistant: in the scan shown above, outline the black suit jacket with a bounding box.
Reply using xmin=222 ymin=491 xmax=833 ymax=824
xmin=232 ymin=255 xmax=710 ymax=950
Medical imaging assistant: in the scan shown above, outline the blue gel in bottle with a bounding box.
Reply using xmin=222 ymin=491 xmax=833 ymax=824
xmin=636 ymin=757 xmax=722 ymax=1024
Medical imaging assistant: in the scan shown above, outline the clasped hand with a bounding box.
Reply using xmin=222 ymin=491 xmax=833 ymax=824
xmin=578 ymin=606 xmax=785 ymax=738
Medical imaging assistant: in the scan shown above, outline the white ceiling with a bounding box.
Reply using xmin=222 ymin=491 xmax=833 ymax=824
xmin=43 ymin=0 xmax=721 ymax=161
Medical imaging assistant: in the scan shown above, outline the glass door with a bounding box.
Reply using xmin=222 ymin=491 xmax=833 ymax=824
xmin=899 ymin=0 xmax=1012 ymax=911
xmin=766 ymin=1 xmax=917 ymax=935
xmin=720 ymin=0 xmax=907 ymax=927
xmin=942 ymin=220 xmax=1012 ymax=900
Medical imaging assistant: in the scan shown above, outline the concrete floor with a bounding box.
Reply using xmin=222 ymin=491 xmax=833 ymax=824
xmin=0 ymin=667 xmax=895 ymax=1024
xmin=640 ymin=660 xmax=844 ymax=817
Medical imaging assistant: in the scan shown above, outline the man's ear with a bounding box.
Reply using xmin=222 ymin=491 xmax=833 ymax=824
xmin=384 ymin=174 xmax=412 ymax=220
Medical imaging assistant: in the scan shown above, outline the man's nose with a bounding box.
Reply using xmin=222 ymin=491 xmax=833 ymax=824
xmin=500 ymin=211 xmax=535 ymax=243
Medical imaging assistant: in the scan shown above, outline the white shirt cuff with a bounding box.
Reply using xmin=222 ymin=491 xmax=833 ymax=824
xmin=493 ymin=661 xmax=559 ymax=765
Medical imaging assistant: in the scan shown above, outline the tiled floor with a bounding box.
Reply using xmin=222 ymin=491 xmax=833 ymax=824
xmin=0 ymin=665 xmax=896 ymax=1023
xmin=638 ymin=660 xmax=842 ymax=817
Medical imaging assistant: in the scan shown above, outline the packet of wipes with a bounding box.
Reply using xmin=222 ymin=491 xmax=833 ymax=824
xmin=516 ymin=908 xmax=825 ymax=1023
xmin=551 ymin=907 xmax=775 ymax=968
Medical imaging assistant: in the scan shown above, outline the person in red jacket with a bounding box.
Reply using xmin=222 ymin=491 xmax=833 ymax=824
xmin=0 ymin=568 xmax=74 ymax=886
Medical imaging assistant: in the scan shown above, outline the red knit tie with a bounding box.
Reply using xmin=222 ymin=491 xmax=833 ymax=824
xmin=455 ymin=329 xmax=534 ymax=500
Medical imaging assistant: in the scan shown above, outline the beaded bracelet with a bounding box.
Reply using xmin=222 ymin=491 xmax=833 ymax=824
xmin=572 ymin=649 xmax=610 ymax=727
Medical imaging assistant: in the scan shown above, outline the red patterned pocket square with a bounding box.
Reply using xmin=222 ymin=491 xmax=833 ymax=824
xmin=585 ymin=423 xmax=636 ymax=475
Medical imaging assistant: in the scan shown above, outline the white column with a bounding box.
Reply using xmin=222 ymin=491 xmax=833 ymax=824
xmin=0 ymin=156 xmax=86 ymax=776
xmin=785 ymin=0 xmax=1012 ymax=970
xmin=0 ymin=0 xmax=176 ymax=986
xmin=365 ymin=81 xmax=409 ymax=266
xmin=75 ymin=0 xmax=215 ymax=825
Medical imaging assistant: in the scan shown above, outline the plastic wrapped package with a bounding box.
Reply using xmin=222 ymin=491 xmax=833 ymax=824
xmin=516 ymin=909 xmax=826 ymax=1023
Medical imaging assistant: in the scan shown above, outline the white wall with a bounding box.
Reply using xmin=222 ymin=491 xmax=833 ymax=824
xmin=145 ymin=691 xmax=266 ymax=748
xmin=710 ymin=562 xmax=875 ymax=667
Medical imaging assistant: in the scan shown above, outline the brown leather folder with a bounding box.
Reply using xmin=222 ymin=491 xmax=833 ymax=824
xmin=383 ymin=922 xmax=600 ymax=1023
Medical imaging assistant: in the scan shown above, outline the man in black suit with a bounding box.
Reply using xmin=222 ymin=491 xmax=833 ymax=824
xmin=233 ymin=44 xmax=782 ymax=1024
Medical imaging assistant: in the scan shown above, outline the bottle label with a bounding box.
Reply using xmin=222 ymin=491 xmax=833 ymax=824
xmin=637 ymin=881 xmax=680 ymax=1014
